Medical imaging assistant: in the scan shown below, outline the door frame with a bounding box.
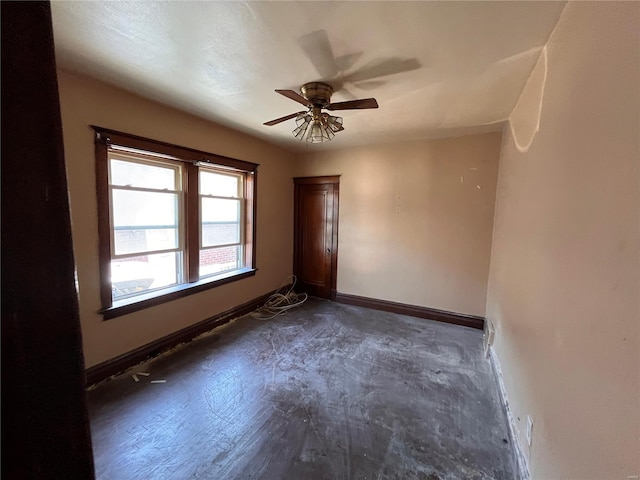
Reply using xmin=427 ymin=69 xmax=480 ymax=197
xmin=2 ymin=2 xmax=96 ymax=477
xmin=293 ymin=176 xmax=340 ymax=299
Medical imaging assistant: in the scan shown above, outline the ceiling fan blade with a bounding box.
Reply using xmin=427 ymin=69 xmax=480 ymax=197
xmin=275 ymin=90 xmax=311 ymax=107
xmin=353 ymin=80 xmax=387 ymax=91
xmin=327 ymin=98 xmax=379 ymax=111
xmin=335 ymin=52 xmax=363 ymax=73
xmin=344 ymin=57 xmax=421 ymax=83
xmin=298 ymin=30 xmax=339 ymax=79
xmin=337 ymin=87 xmax=357 ymax=101
xmin=263 ymin=111 xmax=306 ymax=126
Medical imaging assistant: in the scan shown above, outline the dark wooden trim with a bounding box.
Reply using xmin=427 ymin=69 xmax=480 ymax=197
xmin=2 ymin=2 xmax=95 ymax=477
xmin=330 ymin=182 xmax=339 ymax=297
xmin=246 ymin=170 xmax=257 ymax=269
xmin=333 ymin=292 xmax=485 ymax=330
xmin=293 ymin=176 xmax=340 ymax=299
xmin=95 ymin=139 xmax=113 ymax=309
xmin=94 ymin=129 xmax=259 ymax=313
xmin=92 ymin=126 xmax=258 ymax=172
xmin=87 ymin=289 xmax=275 ymax=386
xmin=186 ymin=163 xmax=200 ymax=282
xmin=293 ymin=175 xmax=340 ymax=298
xmin=293 ymin=175 xmax=341 ymax=185
xmin=293 ymin=182 xmax=301 ymax=290
xmin=102 ymin=268 xmax=256 ymax=320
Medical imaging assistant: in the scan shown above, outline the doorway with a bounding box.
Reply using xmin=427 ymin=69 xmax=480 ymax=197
xmin=293 ymin=176 xmax=339 ymax=299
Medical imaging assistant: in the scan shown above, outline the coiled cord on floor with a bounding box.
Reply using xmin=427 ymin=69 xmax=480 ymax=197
xmin=250 ymin=275 xmax=308 ymax=320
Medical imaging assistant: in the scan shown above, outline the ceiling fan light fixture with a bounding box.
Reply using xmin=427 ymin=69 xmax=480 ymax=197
xmin=296 ymin=113 xmax=311 ymax=126
xmin=292 ymin=123 xmax=308 ymax=140
xmin=306 ymin=122 xmax=325 ymax=143
xmin=266 ymin=82 xmax=375 ymax=144
xmin=325 ymin=127 xmax=335 ymax=141
xmin=292 ymin=114 xmax=339 ymax=143
xmin=299 ymin=113 xmax=343 ymax=143
xmin=326 ymin=115 xmax=343 ymax=132
xmin=293 ymin=113 xmax=312 ymax=140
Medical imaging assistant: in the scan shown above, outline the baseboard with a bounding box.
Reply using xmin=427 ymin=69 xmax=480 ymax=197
xmin=489 ymin=347 xmax=530 ymax=480
xmin=85 ymin=289 xmax=275 ymax=387
xmin=333 ymin=292 xmax=484 ymax=330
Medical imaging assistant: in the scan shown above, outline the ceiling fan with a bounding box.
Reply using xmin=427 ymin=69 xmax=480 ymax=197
xmin=263 ymin=82 xmax=378 ymax=143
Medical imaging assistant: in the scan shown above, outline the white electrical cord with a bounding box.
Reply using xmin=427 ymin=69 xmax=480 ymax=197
xmin=251 ymin=275 xmax=308 ymax=320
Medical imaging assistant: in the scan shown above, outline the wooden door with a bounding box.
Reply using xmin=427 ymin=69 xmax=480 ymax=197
xmin=294 ymin=176 xmax=339 ymax=299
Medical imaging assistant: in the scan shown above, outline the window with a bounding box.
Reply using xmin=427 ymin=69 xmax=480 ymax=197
xmin=198 ymin=169 xmax=245 ymax=278
xmin=93 ymin=127 xmax=258 ymax=319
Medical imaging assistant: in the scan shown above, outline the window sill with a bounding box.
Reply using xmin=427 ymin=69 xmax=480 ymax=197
xmin=101 ymin=267 xmax=256 ymax=320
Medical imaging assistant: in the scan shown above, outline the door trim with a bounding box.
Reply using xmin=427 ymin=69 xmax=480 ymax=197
xmin=293 ymin=176 xmax=340 ymax=299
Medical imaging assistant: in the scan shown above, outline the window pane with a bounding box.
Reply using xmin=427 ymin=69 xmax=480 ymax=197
xmin=201 ymin=197 xmax=239 ymax=223
xmin=201 ymin=197 xmax=240 ymax=247
xmin=200 ymin=246 xmax=241 ymax=278
xmin=114 ymin=227 xmax=179 ymax=255
xmin=111 ymin=252 xmax=181 ymax=299
xmin=201 ymin=221 xmax=240 ymax=247
xmin=199 ymin=170 xmax=240 ymax=197
xmin=111 ymin=159 xmax=178 ymax=190
xmin=112 ymin=189 xmax=178 ymax=227
xmin=112 ymin=189 xmax=179 ymax=254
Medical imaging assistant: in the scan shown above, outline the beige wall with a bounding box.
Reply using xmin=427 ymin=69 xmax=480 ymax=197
xmin=57 ymin=70 xmax=296 ymax=368
xmin=294 ymin=133 xmax=502 ymax=317
xmin=487 ymin=2 xmax=640 ymax=479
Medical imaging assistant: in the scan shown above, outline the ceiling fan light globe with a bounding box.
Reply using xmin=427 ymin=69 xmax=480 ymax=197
xmin=293 ymin=123 xmax=309 ymax=140
xmin=307 ymin=122 xmax=325 ymax=143
xmin=296 ymin=113 xmax=311 ymax=127
xmin=326 ymin=128 xmax=335 ymax=140
xmin=327 ymin=116 xmax=343 ymax=133
xmin=307 ymin=122 xmax=322 ymax=143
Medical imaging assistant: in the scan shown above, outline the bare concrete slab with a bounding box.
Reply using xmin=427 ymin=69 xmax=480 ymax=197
xmin=87 ymin=298 xmax=517 ymax=479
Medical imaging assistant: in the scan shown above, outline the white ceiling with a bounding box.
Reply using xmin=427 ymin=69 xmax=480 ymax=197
xmin=51 ymin=1 xmax=566 ymax=152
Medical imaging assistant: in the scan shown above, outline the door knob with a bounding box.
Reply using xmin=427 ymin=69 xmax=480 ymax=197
xmin=327 ymin=248 xmax=331 ymax=253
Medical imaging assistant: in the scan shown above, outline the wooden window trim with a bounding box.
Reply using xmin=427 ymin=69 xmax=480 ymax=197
xmin=93 ymin=126 xmax=259 ymax=320
xmin=101 ymin=268 xmax=257 ymax=320
xmin=92 ymin=126 xmax=258 ymax=172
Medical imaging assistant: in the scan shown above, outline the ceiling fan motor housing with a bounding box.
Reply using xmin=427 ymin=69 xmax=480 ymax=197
xmin=301 ymin=82 xmax=333 ymax=107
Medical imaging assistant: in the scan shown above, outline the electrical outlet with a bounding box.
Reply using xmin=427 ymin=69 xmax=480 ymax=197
xmin=526 ymin=416 xmax=534 ymax=446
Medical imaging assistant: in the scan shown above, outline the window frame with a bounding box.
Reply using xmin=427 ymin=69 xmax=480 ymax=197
xmin=93 ymin=126 xmax=258 ymax=320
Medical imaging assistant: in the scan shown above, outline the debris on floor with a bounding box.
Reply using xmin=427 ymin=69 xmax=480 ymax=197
xmin=251 ymin=275 xmax=308 ymax=320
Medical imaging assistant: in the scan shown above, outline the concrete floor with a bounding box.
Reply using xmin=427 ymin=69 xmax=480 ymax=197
xmin=87 ymin=298 xmax=518 ymax=480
